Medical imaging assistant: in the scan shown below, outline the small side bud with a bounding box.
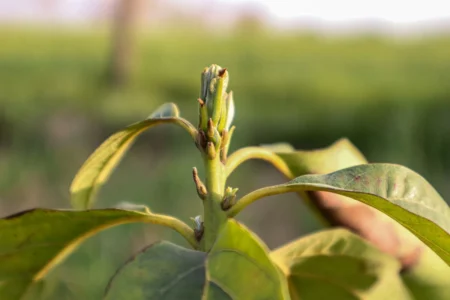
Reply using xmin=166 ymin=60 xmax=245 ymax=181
xmin=206 ymin=142 xmax=216 ymax=159
xmin=191 ymin=215 xmax=202 ymax=230
xmin=207 ymin=118 xmax=215 ymax=139
xmin=192 ymin=167 xmax=207 ymax=200
xmin=221 ymin=187 xmax=239 ymax=210
xmin=190 ymin=215 xmax=204 ymax=241
xmin=220 ymin=129 xmax=229 ymax=162
xmin=207 ymin=118 xmax=221 ymax=148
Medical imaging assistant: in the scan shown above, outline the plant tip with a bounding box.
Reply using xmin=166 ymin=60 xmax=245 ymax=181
xmin=218 ymin=68 xmax=227 ymax=77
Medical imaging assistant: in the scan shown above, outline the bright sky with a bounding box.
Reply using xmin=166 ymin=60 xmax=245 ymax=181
xmin=1 ymin=0 xmax=449 ymax=29
xmin=221 ymin=0 xmax=450 ymax=23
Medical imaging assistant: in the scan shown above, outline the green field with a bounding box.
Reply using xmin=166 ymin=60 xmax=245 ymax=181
xmin=1 ymin=27 xmax=450 ymax=298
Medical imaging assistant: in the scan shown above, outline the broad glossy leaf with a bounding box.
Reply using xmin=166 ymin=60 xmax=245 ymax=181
xmin=289 ymin=164 xmax=450 ymax=265
xmin=264 ymin=140 xmax=450 ymax=295
xmin=271 ymin=229 xmax=412 ymax=299
xmin=265 ymin=139 xmax=425 ymax=266
xmin=206 ymin=220 xmax=290 ymax=300
xmin=105 ymin=220 xmax=290 ymax=300
xmin=249 ymin=163 xmax=450 ymax=266
xmin=70 ymin=103 xmax=196 ymax=209
xmin=0 ymin=208 xmax=170 ymax=300
xmin=105 ymin=241 xmax=207 ymax=300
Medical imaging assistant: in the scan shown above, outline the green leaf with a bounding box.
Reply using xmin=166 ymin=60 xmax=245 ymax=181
xmin=263 ymin=138 xmax=369 ymax=227
xmin=288 ymin=163 xmax=450 ymax=265
xmin=205 ymin=220 xmax=290 ymax=300
xmin=266 ymin=139 xmax=450 ymax=297
xmin=401 ymin=247 xmax=450 ymax=300
xmin=70 ymin=103 xmax=196 ymax=209
xmin=104 ymin=241 xmax=207 ymax=300
xmin=231 ymin=163 xmax=450 ymax=266
xmin=105 ymin=220 xmax=290 ymax=300
xmin=266 ymin=138 xmax=368 ymax=174
xmin=265 ymin=138 xmax=427 ymax=267
xmin=271 ymin=228 xmax=412 ymax=299
xmin=0 ymin=208 xmax=180 ymax=300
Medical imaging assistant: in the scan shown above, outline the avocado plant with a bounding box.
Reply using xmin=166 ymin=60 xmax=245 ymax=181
xmin=1 ymin=65 xmax=450 ymax=300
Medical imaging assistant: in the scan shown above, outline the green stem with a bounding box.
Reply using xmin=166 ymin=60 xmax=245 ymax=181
xmin=142 ymin=212 xmax=199 ymax=250
xmin=226 ymin=184 xmax=292 ymax=217
xmin=225 ymin=147 xmax=294 ymax=178
xmin=201 ymin=155 xmax=228 ymax=251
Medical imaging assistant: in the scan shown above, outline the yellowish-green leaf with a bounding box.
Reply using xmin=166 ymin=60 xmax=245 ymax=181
xmin=229 ymin=163 xmax=450 ymax=266
xmin=401 ymin=247 xmax=450 ymax=300
xmin=265 ymin=139 xmax=450 ymax=297
xmin=271 ymin=229 xmax=412 ymax=300
xmin=105 ymin=220 xmax=290 ymax=300
xmin=205 ymin=219 xmax=290 ymax=300
xmin=264 ymin=138 xmax=367 ymax=174
xmin=0 ymin=208 xmax=194 ymax=300
xmin=262 ymin=138 xmax=371 ymax=227
xmin=265 ymin=138 xmax=425 ymax=266
xmin=70 ymin=103 xmax=196 ymax=209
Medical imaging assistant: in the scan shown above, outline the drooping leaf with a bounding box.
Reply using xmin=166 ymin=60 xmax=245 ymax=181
xmin=288 ymin=164 xmax=450 ymax=265
xmin=105 ymin=220 xmax=290 ymax=300
xmin=265 ymin=139 xmax=425 ymax=268
xmin=264 ymin=139 xmax=450 ymax=297
xmin=70 ymin=103 xmax=197 ymax=209
xmin=232 ymin=163 xmax=450 ymax=266
xmin=0 ymin=208 xmax=184 ymax=300
xmin=271 ymin=228 xmax=412 ymax=299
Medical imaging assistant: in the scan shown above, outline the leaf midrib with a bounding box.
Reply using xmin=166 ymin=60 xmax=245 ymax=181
xmin=158 ymin=263 xmax=204 ymax=296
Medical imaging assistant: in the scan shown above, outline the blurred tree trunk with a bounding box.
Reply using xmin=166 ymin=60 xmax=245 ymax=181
xmin=107 ymin=0 xmax=143 ymax=87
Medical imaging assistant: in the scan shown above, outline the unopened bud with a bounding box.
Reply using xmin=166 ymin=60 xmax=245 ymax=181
xmin=221 ymin=195 xmax=236 ymax=210
xmin=207 ymin=118 xmax=221 ymax=148
xmin=198 ymin=98 xmax=208 ymax=131
xmin=225 ymin=91 xmax=235 ymax=131
xmin=218 ymin=91 xmax=235 ymax=132
xmin=200 ymin=65 xmax=229 ymax=125
xmin=191 ymin=215 xmax=204 ymax=241
xmin=191 ymin=215 xmax=203 ymax=230
xmin=206 ymin=142 xmax=216 ymax=159
xmin=192 ymin=167 xmax=207 ymax=200
xmin=221 ymin=187 xmax=239 ymax=210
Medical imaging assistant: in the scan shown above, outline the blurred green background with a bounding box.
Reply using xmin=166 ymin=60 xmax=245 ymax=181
xmin=1 ymin=1 xmax=450 ymax=298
